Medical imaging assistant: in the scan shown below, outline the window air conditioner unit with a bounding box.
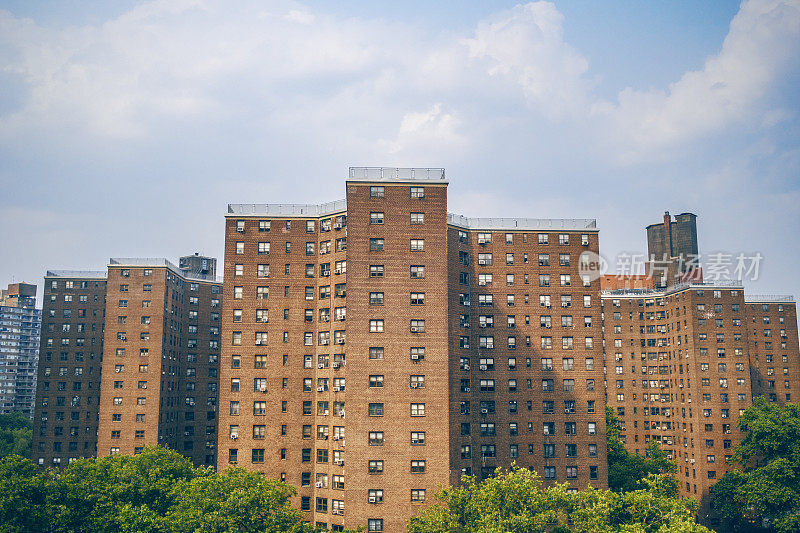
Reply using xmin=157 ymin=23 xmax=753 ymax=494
xmin=480 ymin=364 xmax=487 ymax=371
xmin=317 ymin=387 xmax=324 ymax=392
xmin=464 ymin=387 xmax=470 ymax=392
xmin=410 ymin=327 xmax=418 ymax=333
xmin=478 ymin=259 xmax=486 ymax=265
xmin=369 ymin=497 xmax=376 ymax=503
xmin=478 ymin=281 xmax=486 ymax=286
xmin=316 ymin=482 xmax=323 ymax=488
xmin=481 ymin=408 xmax=488 ymax=414
xmin=339 ymin=411 xmax=345 ymax=417
xmin=334 ymin=459 xmax=342 ymax=465
xmin=411 ymin=354 xmax=419 ymax=360
xmin=411 ymin=383 xmax=419 ymax=389
xmin=319 ymin=363 xmax=325 ymax=369
xmin=333 ymin=435 xmax=340 ymax=441
xmin=464 ymin=365 xmax=470 ymax=371
xmin=334 ymin=223 xmax=342 ymax=230
xmin=332 ymin=362 xmax=340 ymax=368
xmin=333 ymin=386 xmax=340 ymax=392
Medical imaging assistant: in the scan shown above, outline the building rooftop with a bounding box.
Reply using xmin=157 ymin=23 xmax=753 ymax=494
xmin=744 ymin=295 xmax=795 ymax=303
xmin=109 ymin=259 xmax=223 ymax=283
xmin=45 ymin=270 xmax=107 ymax=279
xmin=601 ymin=280 xmax=744 ymax=298
xmin=227 ymin=200 xmax=347 ymax=217
xmin=447 ymin=214 xmax=597 ymax=231
xmin=347 ymin=167 xmax=446 ymax=182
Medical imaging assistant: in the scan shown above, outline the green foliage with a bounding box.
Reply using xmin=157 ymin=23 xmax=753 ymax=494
xmin=407 ymin=465 xmax=711 ymax=533
xmin=0 ymin=412 xmax=32 ymax=459
xmin=0 ymin=446 xmax=332 ymax=533
xmin=711 ymin=398 xmax=800 ymax=533
xmin=606 ymin=407 xmax=677 ymax=493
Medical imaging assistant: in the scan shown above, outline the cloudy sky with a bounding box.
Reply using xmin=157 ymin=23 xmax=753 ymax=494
xmin=1 ymin=0 xmax=798 ymax=303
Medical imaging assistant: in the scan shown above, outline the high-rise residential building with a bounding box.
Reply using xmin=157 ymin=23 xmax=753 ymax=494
xmin=219 ymin=167 xmax=607 ymax=532
xmin=601 ymin=212 xmax=799 ymax=519
xmin=0 ymin=282 xmax=41 ymax=418
xmin=32 ymin=272 xmax=107 ymax=466
xmin=96 ymin=257 xmax=222 ymax=467
xmin=745 ymin=296 xmax=799 ymax=405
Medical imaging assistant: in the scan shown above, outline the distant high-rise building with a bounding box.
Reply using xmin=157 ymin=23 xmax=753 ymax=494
xmin=218 ymin=167 xmax=607 ymax=532
xmin=32 ymin=272 xmax=107 ymax=466
xmin=0 ymin=282 xmax=41 ymax=418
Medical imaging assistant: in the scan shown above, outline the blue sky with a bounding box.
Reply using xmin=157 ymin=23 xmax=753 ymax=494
xmin=0 ymin=0 xmax=798 ymax=303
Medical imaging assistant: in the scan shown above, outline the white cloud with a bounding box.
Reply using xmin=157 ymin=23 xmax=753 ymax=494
xmin=592 ymin=0 xmax=800 ymax=162
xmin=463 ymin=2 xmax=591 ymax=117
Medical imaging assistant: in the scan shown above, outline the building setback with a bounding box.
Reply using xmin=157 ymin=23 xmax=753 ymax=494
xmin=0 ymin=282 xmax=41 ymax=418
xmin=32 ymin=272 xmax=106 ymax=466
xmin=218 ymin=167 xmax=607 ymax=532
xmin=96 ymin=258 xmax=222 ymax=467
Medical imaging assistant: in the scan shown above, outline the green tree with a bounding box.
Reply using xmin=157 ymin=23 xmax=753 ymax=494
xmin=0 ymin=454 xmax=47 ymax=532
xmin=408 ymin=465 xmax=711 ymax=533
xmin=0 ymin=446 xmax=332 ymax=533
xmin=711 ymin=398 xmax=800 ymax=532
xmin=606 ymin=407 xmax=677 ymax=493
xmin=0 ymin=412 xmax=32 ymax=459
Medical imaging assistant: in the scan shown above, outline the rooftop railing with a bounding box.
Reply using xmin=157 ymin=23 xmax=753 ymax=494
xmin=348 ymin=167 xmax=446 ymax=181
xmin=448 ymin=214 xmax=597 ymax=231
xmin=744 ymin=295 xmax=795 ymax=303
xmin=45 ymin=270 xmax=107 ymax=279
xmin=227 ymin=200 xmax=347 ymax=217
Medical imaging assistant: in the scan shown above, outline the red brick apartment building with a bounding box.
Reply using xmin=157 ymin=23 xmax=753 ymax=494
xmin=32 ymin=271 xmax=106 ymax=466
xmin=33 ymin=256 xmax=222 ymax=468
xmin=600 ymin=214 xmax=799 ymax=517
xmin=97 ymin=258 xmax=222 ymax=467
xmin=219 ymin=167 xmax=607 ymax=532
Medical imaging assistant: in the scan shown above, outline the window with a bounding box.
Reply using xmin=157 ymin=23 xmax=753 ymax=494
xmin=370 ymin=186 xmax=384 ymax=198
xmin=368 ymin=519 xmax=383 ymax=532
xmin=410 ymin=186 xmax=424 ymax=198
xmin=411 ymin=292 xmax=425 ymax=305
xmin=370 ymin=265 xmax=384 ymax=277
xmin=369 ymin=238 xmax=384 ymax=251
xmin=410 ymin=403 xmax=425 ymax=417
xmin=410 ymin=265 xmax=425 ymax=278
xmin=411 ymin=489 xmax=426 ymax=502
xmin=369 ymin=292 xmax=384 ymax=305
xmin=411 ymin=431 xmax=426 ymax=445
xmin=368 ymin=432 xmax=384 ymax=445
xmin=410 ymin=212 xmax=424 ymax=224
xmin=369 ymin=320 xmax=384 ymax=333
xmin=370 ymin=212 xmax=384 ymax=224
xmin=370 ymin=347 xmax=384 ymax=360
xmin=410 ymin=239 xmax=424 ymax=251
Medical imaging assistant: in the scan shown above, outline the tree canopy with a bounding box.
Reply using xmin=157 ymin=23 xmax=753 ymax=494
xmin=606 ymin=407 xmax=677 ymax=493
xmin=711 ymin=398 xmax=800 ymax=533
xmin=408 ymin=465 xmax=711 ymax=533
xmin=0 ymin=446 xmax=320 ymax=533
xmin=0 ymin=412 xmax=32 ymax=459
